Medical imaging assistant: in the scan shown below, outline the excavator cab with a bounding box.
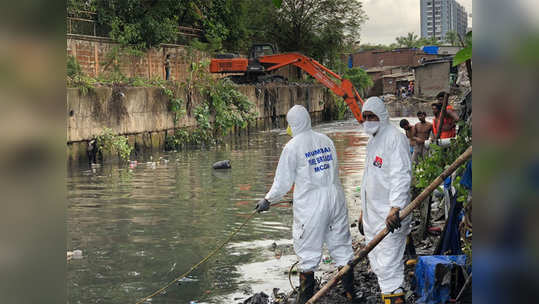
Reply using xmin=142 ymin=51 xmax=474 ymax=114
xmin=246 ymin=44 xmax=278 ymax=78
xmin=209 ymin=43 xmax=277 ymax=81
xmin=248 ymin=44 xmax=277 ymax=59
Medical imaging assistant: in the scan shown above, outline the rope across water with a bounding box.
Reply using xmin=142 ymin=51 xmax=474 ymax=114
xmin=135 ymin=201 xmax=289 ymax=304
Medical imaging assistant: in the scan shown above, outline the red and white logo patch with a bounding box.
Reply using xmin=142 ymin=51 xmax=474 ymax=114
xmin=373 ymin=156 xmax=383 ymax=168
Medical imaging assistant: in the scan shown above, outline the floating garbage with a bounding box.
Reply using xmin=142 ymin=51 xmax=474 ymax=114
xmin=73 ymin=249 xmax=83 ymax=259
xmin=67 ymin=249 xmax=83 ymax=261
xmin=212 ymin=160 xmax=231 ymax=169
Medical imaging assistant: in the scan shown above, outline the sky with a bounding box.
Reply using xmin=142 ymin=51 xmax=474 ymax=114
xmin=360 ymin=0 xmax=472 ymax=45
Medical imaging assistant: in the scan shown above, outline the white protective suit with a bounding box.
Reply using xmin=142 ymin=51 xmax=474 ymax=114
xmin=360 ymin=97 xmax=412 ymax=293
xmin=265 ymin=105 xmax=354 ymax=272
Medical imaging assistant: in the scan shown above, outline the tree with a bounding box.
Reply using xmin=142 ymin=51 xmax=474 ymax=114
xmin=396 ymin=32 xmax=419 ymax=48
xmin=343 ymin=67 xmax=373 ymax=97
xmin=183 ymin=0 xmax=251 ymax=52
xmin=72 ymin=0 xmax=249 ymax=51
xmin=445 ymin=30 xmax=459 ymax=46
xmin=94 ymin=0 xmax=185 ymax=49
xmin=252 ymin=0 xmax=367 ymax=68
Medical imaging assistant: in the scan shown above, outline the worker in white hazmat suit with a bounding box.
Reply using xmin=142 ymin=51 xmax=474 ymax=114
xmin=255 ymin=105 xmax=359 ymax=303
xmin=359 ymin=97 xmax=412 ymax=303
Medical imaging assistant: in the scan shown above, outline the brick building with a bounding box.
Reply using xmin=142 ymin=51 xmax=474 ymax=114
xmin=350 ymin=48 xmax=440 ymax=70
xmin=348 ymin=48 xmax=440 ymax=96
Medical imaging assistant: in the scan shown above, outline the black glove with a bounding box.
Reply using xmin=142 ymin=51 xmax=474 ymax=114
xmin=255 ymin=198 xmax=270 ymax=213
xmin=386 ymin=208 xmax=401 ymax=233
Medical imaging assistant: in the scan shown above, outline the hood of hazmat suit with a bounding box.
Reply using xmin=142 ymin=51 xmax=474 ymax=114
xmin=265 ymin=105 xmax=353 ymax=272
xmin=360 ymin=97 xmax=412 ymax=293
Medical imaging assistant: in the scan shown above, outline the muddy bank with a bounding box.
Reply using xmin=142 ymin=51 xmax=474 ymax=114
xmin=238 ymin=151 xmax=471 ymax=304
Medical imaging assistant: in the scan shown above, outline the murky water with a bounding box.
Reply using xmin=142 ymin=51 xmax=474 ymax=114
xmin=67 ymin=117 xmax=416 ymax=304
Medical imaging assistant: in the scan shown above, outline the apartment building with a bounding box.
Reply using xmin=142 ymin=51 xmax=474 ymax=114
xmin=420 ymin=0 xmax=468 ymax=41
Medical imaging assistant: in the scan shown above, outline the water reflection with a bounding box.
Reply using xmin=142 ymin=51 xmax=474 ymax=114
xmin=67 ymin=117 xmax=413 ymax=304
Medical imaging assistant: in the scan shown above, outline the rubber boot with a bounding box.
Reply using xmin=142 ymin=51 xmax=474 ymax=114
xmin=381 ymin=288 xmax=406 ymax=304
xmin=340 ymin=267 xmax=361 ymax=303
xmin=297 ymin=271 xmax=315 ymax=304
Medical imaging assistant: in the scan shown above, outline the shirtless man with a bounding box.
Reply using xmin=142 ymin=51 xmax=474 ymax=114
xmin=413 ymin=111 xmax=432 ymax=163
xmin=399 ymin=119 xmax=416 ymax=155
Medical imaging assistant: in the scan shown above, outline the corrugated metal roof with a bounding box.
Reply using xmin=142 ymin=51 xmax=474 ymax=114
xmin=413 ymin=57 xmax=453 ymax=68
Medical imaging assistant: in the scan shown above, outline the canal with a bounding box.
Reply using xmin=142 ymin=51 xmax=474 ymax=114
xmin=67 ymin=116 xmax=416 ymax=304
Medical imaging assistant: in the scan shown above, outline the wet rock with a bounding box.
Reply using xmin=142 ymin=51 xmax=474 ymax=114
xmin=212 ymin=159 xmax=231 ymax=169
xmin=242 ymin=292 xmax=269 ymax=304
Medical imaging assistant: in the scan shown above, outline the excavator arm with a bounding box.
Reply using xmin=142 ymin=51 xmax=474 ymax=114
xmin=258 ymin=53 xmax=365 ymax=123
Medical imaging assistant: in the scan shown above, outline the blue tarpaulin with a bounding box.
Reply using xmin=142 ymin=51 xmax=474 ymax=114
xmin=348 ymin=55 xmax=353 ymax=68
xmin=422 ymin=46 xmax=439 ymax=54
xmin=434 ymin=191 xmax=462 ymax=255
xmin=415 ymin=255 xmax=467 ymax=304
xmin=460 ymin=160 xmax=472 ymax=190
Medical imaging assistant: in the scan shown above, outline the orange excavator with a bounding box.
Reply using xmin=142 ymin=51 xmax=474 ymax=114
xmin=210 ymin=44 xmax=365 ymax=123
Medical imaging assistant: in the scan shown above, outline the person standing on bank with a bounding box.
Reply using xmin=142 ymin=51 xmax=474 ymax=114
xmin=255 ymin=105 xmax=360 ymax=303
xmin=412 ymin=111 xmax=432 ymax=163
xmin=431 ymin=92 xmax=459 ymax=139
xmin=359 ymin=97 xmax=412 ymax=304
xmin=399 ymin=119 xmax=416 ymax=156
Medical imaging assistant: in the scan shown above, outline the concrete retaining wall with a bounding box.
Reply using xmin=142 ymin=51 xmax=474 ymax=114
xmin=67 ymin=84 xmax=332 ymax=163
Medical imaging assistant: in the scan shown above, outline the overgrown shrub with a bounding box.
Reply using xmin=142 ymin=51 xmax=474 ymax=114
xmin=67 ymin=56 xmax=96 ymax=95
xmin=95 ymin=127 xmax=133 ymax=161
xmin=67 ymin=55 xmax=82 ymax=77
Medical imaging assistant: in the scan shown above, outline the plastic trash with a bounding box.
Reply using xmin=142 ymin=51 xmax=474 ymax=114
xmin=71 ymin=250 xmax=82 ymax=259
xmin=212 ymin=160 xmax=231 ymax=169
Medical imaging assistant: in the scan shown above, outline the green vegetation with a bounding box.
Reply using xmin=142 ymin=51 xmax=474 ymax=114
xmin=165 ymin=59 xmax=257 ymax=150
xmin=444 ymin=30 xmax=459 ymax=46
xmin=95 ymin=127 xmax=133 ymax=161
xmin=413 ymin=122 xmax=472 ymax=259
xmin=414 ymin=122 xmax=472 ymax=192
xmin=67 ymin=55 xmax=96 ymax=96
xmin=357 ymin=32 xmax=442 ymax=52
xmin=67 ymin=0 xmax=367 ymax=69
xmin=262 ymin=0 xmax=367 ymax=68
xmin=327 ymin=93 xmax=349 ymax=121
xmin=357 ymin=43 xmax=399 ymax=51
xmin=343 ymin=67 xmax=373 ymax=97
xmin=453 ymin=31 xmax=472 ymax=67
xmin=395 ymin=32 xmax=441 ymax=48
xmin=66 ymin=47 xmax=256 ymax=151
